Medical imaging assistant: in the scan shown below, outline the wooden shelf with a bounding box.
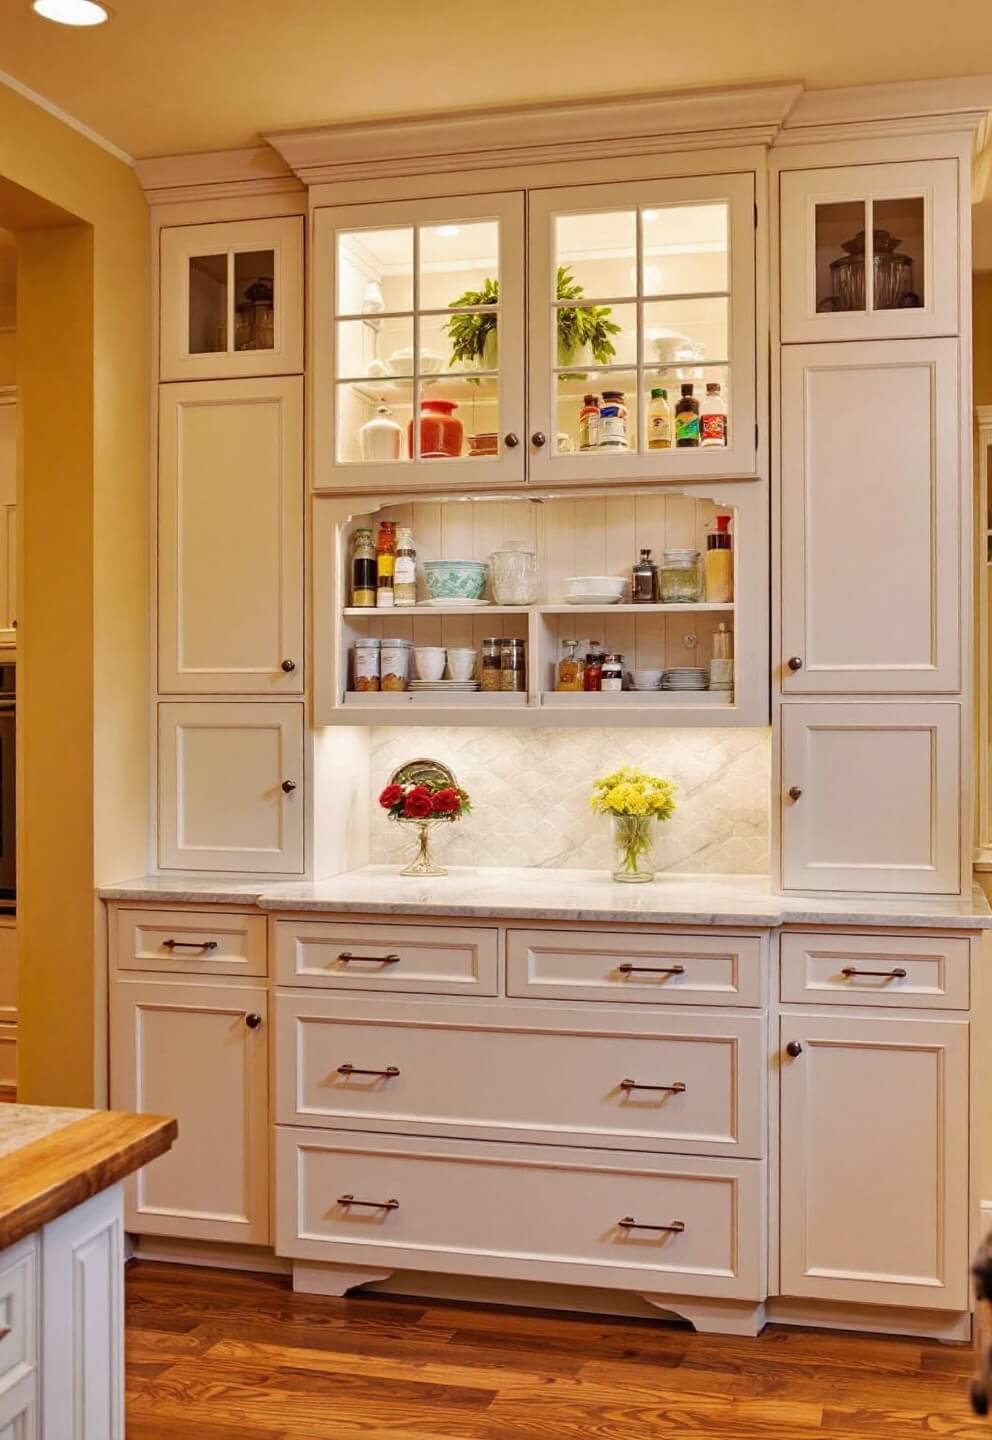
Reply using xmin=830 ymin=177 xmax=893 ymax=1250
xmin=538 ymin=602 xmax=733 ymax=615
xmin=344 ymin=602 xmax=734 ymax=618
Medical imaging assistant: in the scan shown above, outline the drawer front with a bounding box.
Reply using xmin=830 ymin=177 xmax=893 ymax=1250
xmin=780 ymin=932 xmax=972 ymax=1009
xmin=275 ymin=921 xmax=498 ymax=996
xmin=117 ymin=909 xmax=267 ymax=978
xmin=275 ymin=1127 xmax=765 ymax=1300
xmin=0 ymin=1237 xmax=36 ymax=1399
xmin=506 ymin=928 xmax=764 ymax=1007
xmin=276 ymin=994 xmax=764 ymax=1157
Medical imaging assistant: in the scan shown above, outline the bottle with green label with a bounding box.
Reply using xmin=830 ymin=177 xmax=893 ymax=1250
xmin=647 ymin=388 xmax=672 ymax=450
xmin=675 ymin=383 xmax=700 ymax=448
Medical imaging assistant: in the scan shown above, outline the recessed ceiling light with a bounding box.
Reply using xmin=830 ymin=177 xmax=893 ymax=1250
xmin=435 ymin=225 xmax=461 ymax=238
xmin=31 ymin=0 xmax=110 ymax=26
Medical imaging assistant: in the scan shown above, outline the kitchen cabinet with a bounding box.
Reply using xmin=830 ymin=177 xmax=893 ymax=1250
xmin=781 ymin=702 xmax=961 ymax=895
xmin=160 ymin=217 xmax=304 ymax=381
xmin=158 ymin=701 xmax=304 ymax=874
xmin=780 ymin=338 xmax=960 ymax=694
xmin=110 ymin=977 xmax=269 ymax=1244
xmin=158 ymin=377 xmax=304 ymax=695
xmin=779 ymin=159 xmax=959 ymax=343
xmin=779 ymin=1011 xmax=969 ymax=1310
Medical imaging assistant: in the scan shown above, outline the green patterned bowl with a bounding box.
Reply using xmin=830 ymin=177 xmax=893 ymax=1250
xmin=423 ymin=560 xmax=488 ymax=601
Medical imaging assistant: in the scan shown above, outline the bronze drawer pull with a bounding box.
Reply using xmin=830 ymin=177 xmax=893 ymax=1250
xmin=618 ymin=1217 xmax=685 ymax=1234
xmin=162 ymin=939 xmax=218 ymax=952
xmin=337 ymin=951 xmax=401 ymax=965
xmin=619 ymin=1079 xmax=686 ymax=1094
xmin=840 ymin=966 xmax=907 ymax=980
xmin=336 ymin=1064 xmax=400 ymax=1080
xmin=337 ymin=1194 xmax=399 ymax=1212
xmin=617 ymin=963 xmax=685 ymax=976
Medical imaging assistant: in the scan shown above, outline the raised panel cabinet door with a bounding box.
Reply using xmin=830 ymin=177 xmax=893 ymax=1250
xmin=781 ymin=703 xmax=961 ymax=895
xmin=160 ymin=216 xmax=304 ymax=381
xmin=779 ymin=159 xmax=959 ymax=343
xmin=158 ymin=377 xmax=304 ymax=694
xmin=779 ymin=1012 xmax=969 ymax=1310
xmin=110 ymin=979 xmax=269 ymax=1244
xmin=158 ymin=702 xmax=304 ymax=874
xmin=781 ymin=339 xmax=960 ymax=693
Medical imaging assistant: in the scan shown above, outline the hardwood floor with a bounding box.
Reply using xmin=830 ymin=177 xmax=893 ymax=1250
xmin=126 ymin=1261 xmax=985 ymax=1438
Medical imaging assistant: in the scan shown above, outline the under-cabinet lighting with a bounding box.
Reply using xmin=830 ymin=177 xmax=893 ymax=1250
xmin=31 ymin=0 xmax=110 ymax=24
xmin=642 ymin=210 xmax=659 ymax=222
xmin=435 ymin=226 xmax=461 ymax=238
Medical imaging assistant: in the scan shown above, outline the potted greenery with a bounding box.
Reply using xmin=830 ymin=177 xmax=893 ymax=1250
xmin=444 ymin=266 xmax=620 ymax=371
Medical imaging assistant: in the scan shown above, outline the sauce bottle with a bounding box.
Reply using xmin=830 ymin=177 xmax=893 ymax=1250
xmin=700 ymin=382 xmax=728 ymax=447
xmin=647 ymin=387 xmax=672 ymax=449
xmin=351 ymin=528 xmax=377 ymax=608
xmin=376 ymin=519 xmax=397 ymax=608
xmin=704 ymin=514 xmax=733 ymax=603
xmin=583 ymin=645 xmax=604 ymax=692
xmin=578 ymin=394 xmax=600 ymax=451
xmin=675 ymin=384 xmax=700 ymax=447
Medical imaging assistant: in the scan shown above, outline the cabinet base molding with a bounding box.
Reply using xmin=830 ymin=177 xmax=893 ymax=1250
xmin=640 ymin=1294 xmax=767 ymax=1336
xmin=292 ymin=1262 xmax=393 ymax=1296
xmin=766 ymin=1297 xmax=971 ymax=1343
xmin=130 ymin=1235 xmax=290 ymax=1276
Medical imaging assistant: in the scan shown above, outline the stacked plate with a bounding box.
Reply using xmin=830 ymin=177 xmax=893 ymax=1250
xmin=410 ymin=679 xmax=481 ymax=693
xmin=662 ymin=667 xmax=708 ymax=691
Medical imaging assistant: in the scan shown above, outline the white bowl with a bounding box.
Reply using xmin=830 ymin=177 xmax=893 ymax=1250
xmin=564 ymin=575 xmax=626 ymax=599
xmin=413 ymin=646 xmax=446 ymax=681
xmin=630 ymin=669 xmax=663 ymax=690
xmin=386 ymin=346 xmax=445 ymax=376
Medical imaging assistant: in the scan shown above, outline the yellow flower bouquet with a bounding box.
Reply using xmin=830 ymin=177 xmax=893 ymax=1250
xmin=590 ymin=766 xmax=677 ymax=883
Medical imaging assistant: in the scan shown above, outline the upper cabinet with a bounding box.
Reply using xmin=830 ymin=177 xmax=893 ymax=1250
xmin=313 ymin=173 xmax=757 ymax=492
xmin=160 ymin=217 xmax=304 ymax=381
xmin=779 ymin=159 xmax=959 ymax=343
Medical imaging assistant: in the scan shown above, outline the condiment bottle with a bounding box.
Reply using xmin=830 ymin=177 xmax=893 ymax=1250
xmin=704 ymin=514 xmax=733 ymax=603
xmin=578 ymin=394 xmax=600 ymax=451
xmin=351 ymin=528 xmax=376 ymax=608
xmin=632 ymin=548 xmax=658 ymax=604
xmin=601 ymin=653 xmax=624 ymax=693
xmin=647 ymin=387 xmax=672 ymax=449
xmin=556 ymin=639 xmax=584 ymax=692
xmin=675 ymin=384 xmax=700 ymax=448
xmin=375 ymin=520 xmax=397 ymax=607
xmin=394 ymin=527 xmax=417 ymax=607
xmin=583 ymin=645 xmax=604 ymax=692
xmin=699 ymin=382 xmax=727 ymax=448
xmin=598 ymin=391 xmax=629 ymax=449
xmin=709 ymin=621 xmax=734 ymax=691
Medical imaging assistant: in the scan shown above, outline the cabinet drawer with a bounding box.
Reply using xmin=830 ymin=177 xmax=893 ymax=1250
xmin=506 ymin=929 xmax=764 ymax=1006
xmin=780 ymin=932 xmax=971 ymax=1009
xmin=275 ymin=1127 xmax=765 ymax=1300
xmin=117 ymin=909 xmax=267 ymax=977
xmin=276 ymin=994 xmax=764 ymax=1157
xmin=275 ymin=921 xmax=498 ymax=996
xmin=0 ymin=1236 xmax=36 ymax=1398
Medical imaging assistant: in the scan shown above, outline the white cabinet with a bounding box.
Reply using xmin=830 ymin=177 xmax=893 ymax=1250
xmin=779 ymin=1011 xmax=969 ymax=1310
xmin=158 ymin=701 xmax=304 ymax=874
xmin=160 ymin=217 xmax=304 ymax=382
xmin=0 ymin=397 xmax=16 ymax=645
xmin=781 ymin=702 xmax=961 ymax=894
xmin=110 ymin=978 xmax=269 ymax=1244
xmin=779 ymin=159 xmax=959 ymax=343
xmin=158 ymin=377 xmax=304 ymax=694
xmin=780 ymin=338 xmax=960 ymax=694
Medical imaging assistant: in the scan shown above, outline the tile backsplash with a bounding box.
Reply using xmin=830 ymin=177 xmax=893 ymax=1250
xmin=369 ymin=727 xmax=771 ymax=874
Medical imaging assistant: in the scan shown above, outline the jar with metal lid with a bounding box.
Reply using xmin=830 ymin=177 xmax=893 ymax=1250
xmin=480 ymin=637 xmax=503 ymax=692
xmin=601 ymin=652 xmax=624 ymax=693
xmin=500 ymin=638 xmax=526 ymax=693
xmin=583 ymin=644 xmax=604 ymax=692
xmin=379 ymin=637 xmax=412 ymax=692
xmin=352 ymin=636 xmax=381 ymax=692
xmin=659 ymin=548 xmax=702 ymax=604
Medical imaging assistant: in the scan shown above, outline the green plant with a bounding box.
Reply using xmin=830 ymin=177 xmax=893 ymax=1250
xmin=443 ymin=277 xmax=499 ymax=366
xmin=442 ymin=267 xmax=620 ymax=367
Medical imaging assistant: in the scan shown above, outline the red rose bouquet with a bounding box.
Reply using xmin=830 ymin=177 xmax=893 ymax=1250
xmin=378 ymin=779 xmax=471 ymax=824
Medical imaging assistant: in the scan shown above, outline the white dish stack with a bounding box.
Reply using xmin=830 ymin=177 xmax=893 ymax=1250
xmin=662 ymin=667 xmax=709 ymax=691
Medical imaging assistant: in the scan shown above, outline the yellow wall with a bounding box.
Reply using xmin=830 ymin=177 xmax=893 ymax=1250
xmin=0 ymin=332 xmax=13 ymax=389
xmin=975 ymin=272 xmax=992 ymax=407
xmin=0 ymin=85 xmax=149 ymax=1104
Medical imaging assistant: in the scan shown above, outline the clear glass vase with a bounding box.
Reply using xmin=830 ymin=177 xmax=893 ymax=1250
xmin=611 ymin=814 xmax=656 ymax=883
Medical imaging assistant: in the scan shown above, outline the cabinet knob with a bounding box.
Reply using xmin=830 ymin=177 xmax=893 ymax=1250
xmin=531 ymin=431 xmax=547 ymax=449
xmin=281 ymin=779 xmax=297 ymax=794
xmin=504 ymin=433 xmax=519 ymax=448
xmin=245 ymin=1013 xmax=262 ymax=1030
xmin=787 ymin=656 xmax=803 ymax=671
xmin=281 ymin=659 xmax=296 ymax=673
xmin=788 ymin=786 xmax=802 ymax=802
xmin=786 ymin=1040 xmax=803 ymax=1058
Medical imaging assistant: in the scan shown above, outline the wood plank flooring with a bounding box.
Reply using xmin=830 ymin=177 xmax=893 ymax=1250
xmin=125 ymin=1262 xmax=986 ymax=1438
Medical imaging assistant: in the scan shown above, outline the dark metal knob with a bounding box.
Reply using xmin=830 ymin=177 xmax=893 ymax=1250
xmin=787 ymin=656 xmax=803 ymax=671
xmin=531 ymin=431 xmax=547 ymax=448
xmin=504 ymin=433 xmax=519 ymax=448
xmin=281 ymin=659 xmax=296 ymax=673
xmin=786 ymin=1040 xmax=803 ymax=1057
xmin=788 ymin=786 xmax=802 ymax=801
xmin=281 ymin=780 xmax=297 ymax=794
xmin=245 ymin=1013 xmax=262 ymax=1030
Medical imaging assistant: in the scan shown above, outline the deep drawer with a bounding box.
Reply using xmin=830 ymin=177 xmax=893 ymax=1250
xmin=275 ymin=920 xmax=498 ymax=996
xmin=507 ymin=928 xmax=765 ymax=1006
xmin=779 ymin=931 xmax=972 ymax=1009
xmin=117 ymin=908 xmax=267 ymax=978
xmin=275 ymin=1126 xmax=765 ymax=1300
xmin=275 ymin=993 xmax=764 ymax=1158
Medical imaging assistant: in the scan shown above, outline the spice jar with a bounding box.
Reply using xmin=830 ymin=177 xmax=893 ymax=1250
xmin=352 ymin=637 xmax=381 ymax=692
xmin=601 ymin=653 xmax=624 ymax=693
xmin=394 ymin=527 xmax=417 ymax=607
xmin=480 ymin=637 xmax=503 ymax=692
xmin=659 ymin=549 xmax=702 ymax=603
xmin=376 ymin=520 xmax=397 ymax=608
xmin=583 ymin=645 xmax=604 ymax=692
xmin=556 ymin=639 xmax=584 ymax=692
xmin=351 ymin=528 xmax=376 ymax=608
xmin=500 ymin=638 xmax=526 ymax=693
xmin=379 ymin=637 xmax=412 ymax=692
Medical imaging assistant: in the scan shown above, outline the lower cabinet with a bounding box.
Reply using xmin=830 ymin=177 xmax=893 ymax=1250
xmin=110 ymin=978 xmax=269 ymax=1244
xmin=779 ymin=1011 xmax=969 ymax=1311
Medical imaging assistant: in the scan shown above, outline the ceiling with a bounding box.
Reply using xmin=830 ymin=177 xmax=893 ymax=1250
xmin=1 ymin=0 xmax=992 ymax=160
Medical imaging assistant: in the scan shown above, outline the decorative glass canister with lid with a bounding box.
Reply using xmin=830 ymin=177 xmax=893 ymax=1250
xmin=490 ymin=541 xmax=539 ymax=605
xmin=659 ymin=549 xmax=702 ymax=604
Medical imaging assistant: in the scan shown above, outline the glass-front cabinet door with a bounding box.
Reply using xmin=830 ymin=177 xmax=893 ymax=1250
xmin=314 ymin=194 xmax=525 ymax=491
xmin=527 ymin=173 xmax=756 ymax=484
xmin=779 ymin=159 xmax=958 ymax=343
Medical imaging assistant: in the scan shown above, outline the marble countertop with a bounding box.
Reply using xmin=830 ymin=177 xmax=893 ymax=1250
xmin=99 ymin=867 xmax=992 ymax=929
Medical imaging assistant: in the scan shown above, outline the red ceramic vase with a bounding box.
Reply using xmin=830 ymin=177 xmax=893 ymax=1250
xmin=410 ymin=399 xmax=463 ymax=459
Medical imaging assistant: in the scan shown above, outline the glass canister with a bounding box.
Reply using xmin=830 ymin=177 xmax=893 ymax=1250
xmin=500 ymin=638 xmax=526 ymax=692
xmin=490 ymin=541 xmax=539 ymax=605
xmin=352 ymin=637 xmax=381 ymax=692
xmin=659 ymin=549 xmax=702 ymax=604
xmin=379 ymin=638 xmax=412 ymax=692
xmin=480 ymin=637 xmax=503 ymax=692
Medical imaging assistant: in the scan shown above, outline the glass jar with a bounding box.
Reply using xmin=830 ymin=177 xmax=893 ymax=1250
xmin=490 ymin=541 xmax=539 ymax=605
xmin=480 ymin=637 xmax=503 ymax=692
xmin=583 ymin=646 xmax=604 ymax=692
xmin=556 ymin=639 xmax=584 ymax=692
xmin=500 ymin=638 xmax=526 ymax=692
xmin=352 ymin=637 xmax=381 ymax=692
xmin=601 ymin=653 xmax=624 ymax=693
xmin=659 ymin=549 xmax=702 ymax=604
xmin=379 ymin=638 xmax=412 ymax=692
xmin=394 ymin=527 xmax=417 ymax=607
xmin=351 ymin=528 xmax=376 ymax=608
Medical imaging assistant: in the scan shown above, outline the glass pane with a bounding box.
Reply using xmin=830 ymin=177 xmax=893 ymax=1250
xmin=644 ymin=297 xmax=728 ymax=366
xmin=337 ymin=227 xmax=413 ymax=315
xmin=555 ymin=370 xmax=637 ymax=456
xmin=188 ymin=253 xmax=227 ymax=354
xmin=421 ymin=312 xmax=498 ymax=375
xmin=556 ymin=211 xmax=636 ymax=300
xmin=233 ymin=250 xmax=274 ymax=352
xmin=642 ymin=203 xmax=728 ymax=296
xmin=412 ymin=383 xmax=483 ymax=461
xmin=814 ymin=200 xmax=867 ymax=313
xmin=419 ymin=220 xmax=499 ymax=312
xmin=336 ymin=381 xmax=411 ymax=465
xmin=645 ymin=366 xmax=730 ymax=451
xmin=557 ymin=299 xmax=635 ymax=370
xmin=337 ymin=316 xmax=412 ymax=381
xmin=872 ymin=197 xmax=925 ymax=310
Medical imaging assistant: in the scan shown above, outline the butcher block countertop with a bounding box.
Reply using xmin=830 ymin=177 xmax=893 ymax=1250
xmin=0 ymin=1105 xmax=176 ymax=1250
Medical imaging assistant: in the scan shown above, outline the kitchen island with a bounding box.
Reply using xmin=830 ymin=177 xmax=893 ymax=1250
xmin=0 ymin=1104 xmax=175 ymax=1438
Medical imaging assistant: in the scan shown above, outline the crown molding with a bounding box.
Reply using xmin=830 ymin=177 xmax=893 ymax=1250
xmin=0 ymin=68 xmax=132 ymax=167
xmin=135 ymin=145 xmax=303 ymax=204
xmin=786 ymin=74 xmax=992 ymax=131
